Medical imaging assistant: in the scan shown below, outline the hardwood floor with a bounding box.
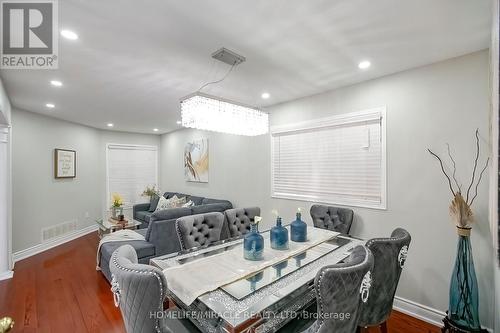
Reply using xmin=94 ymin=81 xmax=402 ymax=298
xmin=0 ymin=233 xmax=441 ymax=333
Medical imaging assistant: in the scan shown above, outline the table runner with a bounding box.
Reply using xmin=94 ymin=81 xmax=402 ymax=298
xmin=163 ymin=227 xmax=338 ymax=305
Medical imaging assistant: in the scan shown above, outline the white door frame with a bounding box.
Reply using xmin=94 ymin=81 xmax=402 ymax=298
xmin=0 ymin=125 xmax=12 ymax=280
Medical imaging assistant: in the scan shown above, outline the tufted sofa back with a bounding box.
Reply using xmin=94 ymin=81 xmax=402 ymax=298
xmin=310 ymin=205 xmax=354 ymax=235
xmin=358 ymin=228 xmax=411 ymax=327
xmin=223 ymin=207 xmax=261 ymax=238
xmin=175 ymin=212 xmax=225 ymax=250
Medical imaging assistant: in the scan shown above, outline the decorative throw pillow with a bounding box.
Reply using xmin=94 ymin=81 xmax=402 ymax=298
xmin=182 ymin=200 xmax=195 ymax=208
xmin=155 ymin=196 xmax=175 ymax=212
xmin=175 ymin=196 xmax=187 ymax=207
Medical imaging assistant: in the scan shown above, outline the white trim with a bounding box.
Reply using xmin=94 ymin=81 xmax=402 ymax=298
xmin=270 ymin=107 xmax=387 ymax=210
xmin=0 ymin=270 xmax=13 ymax=281
xmin=393 ymin=296 xmax=493 ymax=332
xmin=270 ymin=107 xmax=385 ymax=135
xmin=12 ymin=224 xmax=98 ymax=263
xmin=393 ymin=296 xmax=445 ymax=327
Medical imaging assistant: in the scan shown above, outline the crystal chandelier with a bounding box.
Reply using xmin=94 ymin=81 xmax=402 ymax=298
xmin=181 ymin=93 xmax=269 ymax=136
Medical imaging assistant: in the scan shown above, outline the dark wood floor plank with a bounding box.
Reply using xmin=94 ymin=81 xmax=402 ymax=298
xmin=0 ymin=232 xmax=441 ymax=333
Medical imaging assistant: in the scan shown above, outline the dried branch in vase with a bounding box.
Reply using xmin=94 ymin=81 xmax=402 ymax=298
xmin=428 ymin=129 xmax=489 ymax=232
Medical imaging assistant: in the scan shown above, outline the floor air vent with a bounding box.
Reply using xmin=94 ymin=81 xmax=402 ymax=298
xmin=41 ymin=220 xmax=78 ymax=242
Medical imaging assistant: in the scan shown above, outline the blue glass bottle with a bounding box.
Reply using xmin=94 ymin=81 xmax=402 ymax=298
xmin=448 ymin=232 xmax=481 ymax=330
xmin=291 ymin=210 xmax=307 ymax=242
xmin=271 ymin=217 xmax=289 ymax=250
xmin=243 ymin=222 xmax=264 ymax=261
xmin=246 ymin=271 xmax=264 ymax=292
xmin=273 ymin=260 xmax=288 ymax=279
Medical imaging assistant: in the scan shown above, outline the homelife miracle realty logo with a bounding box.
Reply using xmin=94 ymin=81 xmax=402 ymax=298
xmin=1 ymin=0 xmax=58 ymax=69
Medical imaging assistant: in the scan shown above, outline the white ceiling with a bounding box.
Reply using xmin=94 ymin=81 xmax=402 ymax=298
xmin=0 ymin=0 xmax=492 ymax=134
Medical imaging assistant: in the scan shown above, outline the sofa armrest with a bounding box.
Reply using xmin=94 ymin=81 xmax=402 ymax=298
xmin=133 ymin=203 xmax=151 ymax=219
xmin=146 ymin=218 xmax=182 ymax=255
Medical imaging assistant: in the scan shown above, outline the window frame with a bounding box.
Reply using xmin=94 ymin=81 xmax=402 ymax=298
xmin=270 ymin=107 xmax=387 ymax=210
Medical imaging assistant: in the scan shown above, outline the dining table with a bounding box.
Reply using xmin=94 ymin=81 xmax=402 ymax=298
xmin=150 ymin=226 xmax=364 ymax=333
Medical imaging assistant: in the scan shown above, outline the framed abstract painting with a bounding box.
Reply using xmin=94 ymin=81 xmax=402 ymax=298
xmin=184 ymin=139 xmax=209 ymax=183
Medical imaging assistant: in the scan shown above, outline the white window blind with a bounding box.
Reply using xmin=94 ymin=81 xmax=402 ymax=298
xmin=271 ymin=108 xmax=386 ymax=209
xmin=106 ymin=144 xmax=158 ymax=208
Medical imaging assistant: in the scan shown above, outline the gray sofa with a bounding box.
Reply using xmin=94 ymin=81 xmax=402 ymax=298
xmin=133 ymin=191 xmax=231 ymax=229
xmin=99 ymin=192 xmax=232 ymax=282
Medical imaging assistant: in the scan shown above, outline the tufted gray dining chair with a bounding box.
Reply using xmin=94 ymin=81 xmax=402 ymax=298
xmin=305 ymin=245 xmax=373 ymax=333
xmin=175 ymin=212 xmax=225 ymax=250
xmin=223 ymin=207 xmax=261 ymax=238
xmin=280 ymin=245 xmax=373 ymax=333
xmin=357 ymin=228 xmax=412 ymax=333
xmin=109 ymin=245 xmax=199 ymax=333
xmin=310 ymin=205 xmax=354 ymax=235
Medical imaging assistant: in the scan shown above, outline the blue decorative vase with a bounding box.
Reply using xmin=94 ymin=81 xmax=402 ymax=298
xmin=246 ymin=271 xmax=264 ymax=292
xmin=294 ymin=252 xmax=307 ymax=268
xmin=271 ymin=217 xmax=289 ymax=250
xmin=273 ymin=260 xmax=288 ymax=279
xmin=291 ymin=211 xmax=307 ymax=242
xmin=448 ymin=230 xmax=481 ymax=330
xmin=244 ymin=223 xmax=264 ymax=261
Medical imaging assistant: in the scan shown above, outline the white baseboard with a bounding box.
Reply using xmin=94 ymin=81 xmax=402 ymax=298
xmin=393 ymin=296 xmax=446 ymax=327
xmin=13 ymin=224 xmax=98 ymax=264
xmin=393 ymin=296 xmax=493 ymax=332
xmin=0 ymin=270 xmax=13 ymax=281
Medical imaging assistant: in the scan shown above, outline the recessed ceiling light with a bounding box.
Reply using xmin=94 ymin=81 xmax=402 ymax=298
xmin=176 ymin=120 xmax=182 ymax=125
xmin=45 ymin=103 xmax=55 ymax=108
xmin=50 ymin=80 xmax=62 ymax=87
xmin=358 ymin=61 xmax=371 ymax=70
xmin=261 ymin=92 xmax=270 ymax=99
xmin=153 ymin=128 xmax=159 ymax=132
xmin=107 ymin=123 xmax=114 ymax=127
xmin=61 ymin=30 xmax=78 ymax=40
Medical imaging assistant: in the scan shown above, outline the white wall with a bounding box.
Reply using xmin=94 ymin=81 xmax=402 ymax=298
xmin=161 ymin=50 xmax=494 ymax=328
xmin=11 ymin=109 xmax=160 ymax=253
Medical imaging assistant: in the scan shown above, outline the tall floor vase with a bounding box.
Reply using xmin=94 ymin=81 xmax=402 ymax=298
xmin=447 ymin=230 xmax=481 ymax=331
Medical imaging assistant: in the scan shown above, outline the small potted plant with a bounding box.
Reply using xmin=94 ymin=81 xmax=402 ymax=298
xmin=111 ymin=193 xmax=124 ymax=219
xmin=141 ymin=185 xmax=161 ymax=203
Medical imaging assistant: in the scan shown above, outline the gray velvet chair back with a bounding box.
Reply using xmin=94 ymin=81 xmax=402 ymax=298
xmin=358 ymin=228 xmax=411 ymax=327
xmin=310 ymin=205 xmax=354 ymax=235
xmin=176 ymin=212 xmax=225 ymax=250
xmin=305 ymin=245 xmax=374 ymax=333
xmin=223 ymin=207 xmax=261 ymax=238
xmin=109 ymin=245 xmax=167 ymax=333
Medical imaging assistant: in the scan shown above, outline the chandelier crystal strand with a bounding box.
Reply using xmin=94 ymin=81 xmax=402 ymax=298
xmin=181 ymin=93 xmax=269 ymax=136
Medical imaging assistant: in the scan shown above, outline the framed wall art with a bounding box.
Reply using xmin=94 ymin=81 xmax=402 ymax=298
xmin=54 ymin=149 xmax=76 ymax=179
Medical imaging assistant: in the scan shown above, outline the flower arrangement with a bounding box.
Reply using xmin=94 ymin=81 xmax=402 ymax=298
xmin=111 ymin=193 xmax=123 ymax=208
xmin=141 ymin=185 xmax=161 ymax=200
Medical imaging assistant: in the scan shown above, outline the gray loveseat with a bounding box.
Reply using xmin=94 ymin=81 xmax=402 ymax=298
xmin=99 ymin=192 xmax=232 ymax=282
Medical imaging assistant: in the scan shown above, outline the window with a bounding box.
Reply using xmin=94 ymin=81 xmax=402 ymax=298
xmin=106 ymin=144 xmax=158 ymax=208
xmin=271 ymin=107 xmax=386 ymax=209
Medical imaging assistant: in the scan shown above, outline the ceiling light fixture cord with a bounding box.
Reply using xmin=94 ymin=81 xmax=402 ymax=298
xmin=197 ymin=63 xmax=236 ymax=93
